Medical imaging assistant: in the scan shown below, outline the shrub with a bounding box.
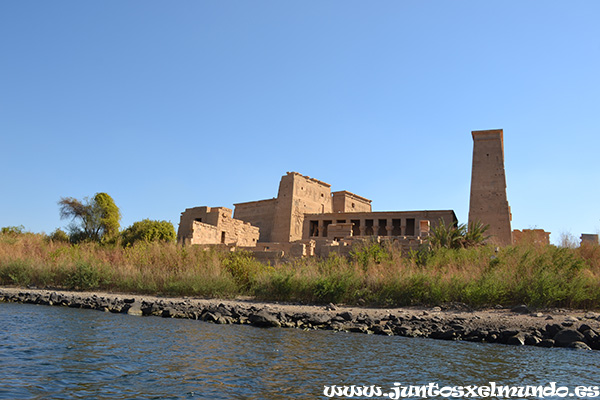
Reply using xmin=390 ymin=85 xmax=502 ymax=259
xmin=0 ymin=260 xmax=32 ymax=286
xmin=121 ymin=219 xmax=176 ymax=247
xmin=47 ymin=228 xmax=70 ymax=243
xmin=222 ymin=251 xmax=263 ymax=290
xmin=350 ymin=239 xmax=391 ymax=270
xmin=66 ymin=262 xmax=103 ymax=290
xmin=1 ymin=225 xmax=25 ymax=236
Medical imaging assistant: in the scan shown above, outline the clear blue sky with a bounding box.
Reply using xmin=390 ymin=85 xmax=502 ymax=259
xmin=1 ymin=1 xmax=599 ymax=244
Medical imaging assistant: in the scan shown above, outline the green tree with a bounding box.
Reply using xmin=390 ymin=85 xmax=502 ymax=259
xmin=121 ymin=219 xmax=176 ymax=247
xmin=58 ymin=192 xmax=121 ymax=243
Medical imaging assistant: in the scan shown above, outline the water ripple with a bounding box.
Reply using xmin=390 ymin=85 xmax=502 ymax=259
xmin=1 ymin=302 xmax=599 ymax=399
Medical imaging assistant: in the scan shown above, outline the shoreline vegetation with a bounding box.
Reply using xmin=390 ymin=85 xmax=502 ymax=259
xmin=1 ymin=231 xmax=599 ymax=309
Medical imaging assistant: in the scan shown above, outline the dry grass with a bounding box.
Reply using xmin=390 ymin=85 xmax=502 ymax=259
xmin=1 ymin=233 xmax=600 ymax=309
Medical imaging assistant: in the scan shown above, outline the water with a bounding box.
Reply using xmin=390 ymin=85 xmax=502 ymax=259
xmin=0 ymin=302 xmax=598 ymax=399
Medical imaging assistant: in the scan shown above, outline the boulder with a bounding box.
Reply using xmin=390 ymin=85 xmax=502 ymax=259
xmin=568 ymin=341 xmax=592 ymax=350
xmin=337 ymin=311 xmax=353 ymax=321
xmin=126 ymin=302 xmax=143 ymax=316
xmin=307 ymin=313 xmax=331 ymax=326
xmin=525 ymin=335 xmax=541 ymax=346
xmin=544 ymin=323 xmax=563 ymax=338
xmin=248 ymin=310 xmax=281 ymax=328
xmin=553 ymin=329 xmax=585 ymax=347
xmin=511 ymin=304 xmax=530 ymax=314
xmin=506 ymin=333 xmax=526 ymax=346
xmin=536 ymin=339 xmax=555 ymax=348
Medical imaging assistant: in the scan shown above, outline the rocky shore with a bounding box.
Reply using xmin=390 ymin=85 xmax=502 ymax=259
xmin=2 ymin=286 xmax=600 ymax=351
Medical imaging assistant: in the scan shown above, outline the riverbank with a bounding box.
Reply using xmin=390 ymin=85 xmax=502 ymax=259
xmin=3 ymin=234 xmax=600 ymax=309
xmin=2 ymin=286 xmax=600 ymax=351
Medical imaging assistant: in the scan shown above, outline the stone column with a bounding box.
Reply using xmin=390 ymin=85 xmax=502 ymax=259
xmin=359 ymin=219 xmax=366 ymax=236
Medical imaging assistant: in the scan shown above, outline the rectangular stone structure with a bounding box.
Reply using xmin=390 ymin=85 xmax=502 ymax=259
xmin=468 ymin=129 xmax=512 ymax=246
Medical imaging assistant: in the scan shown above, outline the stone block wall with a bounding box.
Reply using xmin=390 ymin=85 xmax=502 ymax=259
xmin=332 ymin=191 xmax=372 ymax=213
xmin=233 ymin=198 xmax=277 ymax=242
xmin=512 ymin=229 xmax=551 ymax=245
xmin=468 ymin=129 xmax=513 ymax=246
xmin=178 ymin=206 xmax=259 ymax=246
xmin=271 ymin=172 xmax=333 ymax=243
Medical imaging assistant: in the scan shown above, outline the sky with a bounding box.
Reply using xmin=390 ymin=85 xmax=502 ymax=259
xmin=1 ymin=1 xmax=599 ymax=244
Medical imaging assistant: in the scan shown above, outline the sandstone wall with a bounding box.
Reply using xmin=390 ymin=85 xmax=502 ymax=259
xmin=271 ymin=172 xmax=333 ymax=243
xmin=332 ymin=191 xmax=372 ymax=213
xmin=512 ymin=229 xmax=551 ymax=245
xmin=233 ymin=198 xmax=277 ymax=242
xmin=178 ymin=206 xmax=259 ymax=246
xmin=468 ymin=129 xmax=512 ymax=246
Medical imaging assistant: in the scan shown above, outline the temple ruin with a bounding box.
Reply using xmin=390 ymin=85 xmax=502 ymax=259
xmin=178 ymin=129 xmax=566 ymax=256
xmin=177 ymin=171 xmax=456 ymax=257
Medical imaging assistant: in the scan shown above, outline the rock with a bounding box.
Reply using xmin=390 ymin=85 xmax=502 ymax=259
xmin=431 ymin=306 xmax=442 ymax=312
xmin=307 ymin=314 xmax=330 ymax=326
xmin=525 ymin=335 xmax=541 ymax=346
xmin=372 ymin=325 xmax=393 ymax=336
xmin=357 ymin=299 xmax=366 ymax=306
xmin=201 ymin=312 xmax=219 ymax=323
xmin=450 ymin=323 xmax=465 ymax=332
xmin=248 ymin=310 xmax=281 ymax=328
xmin=578 ymin=324 xmax=593 ymax=333
xmin=511 ymin=304 xmax=530 ymax=314
xmin=545 ymin=315 xmax=554 ymax=320
xmin=141 ymin=302 xmax=160 ymax=316
xmin=348 ymin=324 xmax=369 ymax=334
xmin=553 ymin=329 xmax=585 ymax=347
xmin=161 ymin=308 xmax=177 ymax=318
xmin=536 ymin=339 xmax=555 ymax=348
xmin=506 ymin=333 xmax=525 ymax=346
xmin=545 ymin=323 xmax=563 ymax=338
xmin=500 ymin=329 xmax=520 ymax=339
xmin=326 ymin=303 xmax=337 ymax=311
xmin=216 ymin=305 xmax=232 ymax=317
xmin=584 ymin=312 xmax=599 ymax=319
xmin=568 ymin=341 xmax=592 ymax=350
xmin=49 ymin=292 xmax=59 ymax=303
xmin=582 ymin=329 xmax=599 ymax=349
xmin=126 ymin=302 xmax=143 ymax=316
xmin=215 ymin=316 xmax=233 ymax=324
xmin=337 ymin=311 xmax=353 ymax=321
xmin=565 ymin=316 xmax=579 ymax=322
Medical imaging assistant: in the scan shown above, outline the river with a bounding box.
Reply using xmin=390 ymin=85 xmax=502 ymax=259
xmin=1 ymin=302 xmax=598 ymax=399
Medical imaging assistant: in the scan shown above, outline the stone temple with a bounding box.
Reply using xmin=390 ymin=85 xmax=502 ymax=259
xmin=178 ymin=129 xmax=518 ymax=257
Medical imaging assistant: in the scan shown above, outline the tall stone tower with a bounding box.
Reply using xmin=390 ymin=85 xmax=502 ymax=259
xmin=270 ymin=172 xmax=332 ymax=243
xmin=468 ymin=129 xmax=512 ymax=245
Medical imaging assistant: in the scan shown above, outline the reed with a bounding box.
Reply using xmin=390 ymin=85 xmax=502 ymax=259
xmin=1 ymin=232 xmax=599 ymax=309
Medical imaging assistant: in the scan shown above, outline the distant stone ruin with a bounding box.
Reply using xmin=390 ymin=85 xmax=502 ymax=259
xmin=177 ymin=206 xmax=259 ymax=246
xmin=512 ymin=229 xmax=551 ymax=245
xmin=581 ymin=234 xmax=599 ymax=246
xmin=178 ymin=171 xmax=456 ymax=258
xmin=468 ymin=129 xmax=513 ymax=246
